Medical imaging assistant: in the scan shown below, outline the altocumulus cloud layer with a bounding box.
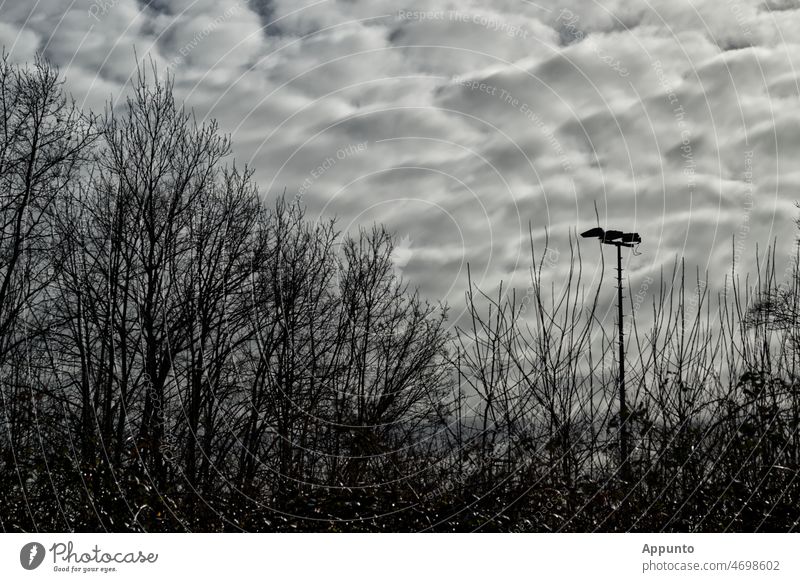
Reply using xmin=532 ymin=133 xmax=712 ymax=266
xmin=2 ymin=0 xmax=800 ymax=317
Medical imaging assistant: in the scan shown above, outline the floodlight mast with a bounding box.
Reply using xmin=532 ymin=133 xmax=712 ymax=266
xmin=580 ymin=227 xmax=641 ymax=483
xmin=614 ymin=241 xmax=628 ymax=484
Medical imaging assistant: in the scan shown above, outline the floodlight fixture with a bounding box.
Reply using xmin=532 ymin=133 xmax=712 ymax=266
xmin=580 ymin=225 xmax=643 ymax=483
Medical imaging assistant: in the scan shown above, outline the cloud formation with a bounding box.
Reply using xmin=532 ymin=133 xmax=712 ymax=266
xmin=2 ymin=0 xmax=799 ymax=325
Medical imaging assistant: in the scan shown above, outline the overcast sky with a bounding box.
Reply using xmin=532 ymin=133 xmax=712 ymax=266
xmin=2 ymin=0 xmax=799 ymax=325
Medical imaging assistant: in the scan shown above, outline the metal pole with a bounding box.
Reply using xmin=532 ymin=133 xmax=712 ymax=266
xmin=616 ymin=243 xmax=630 ymax=482
xmin=580 ymin=227 xmax=640 ymax=482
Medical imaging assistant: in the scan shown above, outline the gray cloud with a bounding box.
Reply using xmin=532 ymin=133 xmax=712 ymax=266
xmin=2 ymin=0 xmax=799 ymax=326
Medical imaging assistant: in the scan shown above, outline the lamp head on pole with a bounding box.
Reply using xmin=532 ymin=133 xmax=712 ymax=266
xmin=581 ymin=227 xmax=641 ymax=248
